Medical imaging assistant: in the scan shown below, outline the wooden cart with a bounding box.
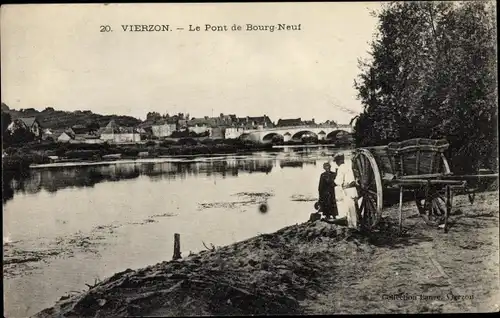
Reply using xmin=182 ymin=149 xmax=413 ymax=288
xmin=350 ymin=138 xmax=497 ymax=233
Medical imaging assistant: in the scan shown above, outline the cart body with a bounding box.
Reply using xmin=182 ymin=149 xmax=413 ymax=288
xmin=351 ymin=138 xmax=468 ymax=232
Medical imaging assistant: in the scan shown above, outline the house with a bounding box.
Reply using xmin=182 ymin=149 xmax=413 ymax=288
xmin=100 ymin=120 xmax=141 ymax=143
xmin=231 ymin=115 xmax=274 ymax=130
xmin=42 ymin=128 xmax=54 ymax=141
xmin=137 ymin=121 xmax=154 ymax=139
xmin=7 ymin=117 xmax=42 ymax=139
xmin=217 ymin=113 xmax=237 ymax=126
xmin=187 ymin=117 xmax=215 ymax=135
xmin=225 ymin=127 xmax=246 ymax=139
xmin=211 ymin=127 xmax=225 ymax=139
xmin=276 ymin=118 xmax=302 ymax=127
xmin=57 ymin=131 xmax=74 ymax=143
xmin=151 ymin=119 xmax=177 ymax=138
xmin=302 ymin=119 xmax=316 ymax=126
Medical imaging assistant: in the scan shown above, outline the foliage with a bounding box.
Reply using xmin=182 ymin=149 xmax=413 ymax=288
xmin=170 ymin=129 xmax=209 ymax=138
xmin=1 ymin=112 xmax=36 ymax=146
xmin=64 ymin=150 xmax=101 ymax=160
xmin=160 ymin=140 xmax=177 ymax=147
xmin=177 ymin=138 xmax=199 ymax=145
xmin=2 ymin=110 xmax=12 ymax=144
xmin=354 ymin=1 xmax=498 ymax=174
xmin=2 ymin=106 xmax=141 ymax=131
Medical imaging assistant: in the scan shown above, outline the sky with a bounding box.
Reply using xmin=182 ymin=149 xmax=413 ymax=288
xmin=1 ymin=3 xmax=381 ymax=124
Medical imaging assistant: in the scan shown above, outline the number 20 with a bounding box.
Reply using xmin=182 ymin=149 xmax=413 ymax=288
xmin=100 ymin=25 xmax=112 ymax=32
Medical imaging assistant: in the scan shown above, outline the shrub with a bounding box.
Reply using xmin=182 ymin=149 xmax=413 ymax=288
xmin=200 ymin=138 xmax=215 ymax=145
xmin=177 ymin=138 xmax=198 ymax=146
xmin=120 ymin=147 xmax=140 ymax=157
xmin=160 ymin=139 xmax=176 ymax=147
xmin=64 ymin=150 xmax=100 ymax=160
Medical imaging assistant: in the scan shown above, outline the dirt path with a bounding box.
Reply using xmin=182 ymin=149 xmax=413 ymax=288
xmin=303 ymin=191 xmax=499 ymax=314
xmin=33 ymin=192 xmax=499 ymax=317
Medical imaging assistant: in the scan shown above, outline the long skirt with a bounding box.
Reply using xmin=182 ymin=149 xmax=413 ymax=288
xmin=319 ymin=191 xmax=337 ymax=217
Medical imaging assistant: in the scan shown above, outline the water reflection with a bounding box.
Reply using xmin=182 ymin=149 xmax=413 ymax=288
xmin=2 ymin=146 xmax=345 ymax=204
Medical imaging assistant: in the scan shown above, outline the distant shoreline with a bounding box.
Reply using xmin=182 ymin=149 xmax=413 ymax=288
xmin=5 ymin=141 xmax=352 ymax=172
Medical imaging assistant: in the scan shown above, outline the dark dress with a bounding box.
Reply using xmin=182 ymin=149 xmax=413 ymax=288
xmin=318 ymin=171 xmax=338 ymax=217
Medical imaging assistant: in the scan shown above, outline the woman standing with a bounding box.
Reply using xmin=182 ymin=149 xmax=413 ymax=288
xmin=318 ymin=162 xmax=338 ymax=219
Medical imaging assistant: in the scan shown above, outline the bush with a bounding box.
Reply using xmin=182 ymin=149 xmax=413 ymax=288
xmin=177 ymin=138 xmax=198 ymax=146
xmin=120 ymin=147 xmax=140 ymax=157
xmin=160 ymin=139 xmax=176 ymax=147
xmin=145 ymin=140 xmax=156 ymax=147
xmin=55 ymin=144 xmax=69 ymax=157
xmin=200 ymin=138 xmax=215 ymax=145
xmin=65 ymin=150 xmax=100 ymax=160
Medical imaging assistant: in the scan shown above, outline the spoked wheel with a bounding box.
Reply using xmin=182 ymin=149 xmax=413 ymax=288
xmin=352 ymin=149 xmax=383 ymax=231
xmin=415 ymin=185 xmax=452 ymax=232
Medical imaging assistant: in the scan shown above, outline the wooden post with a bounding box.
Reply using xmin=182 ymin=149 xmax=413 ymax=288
xmin=398 ymin=186 xmax=403 ymax=235
xmin=444 ymin=186 xmax=451 ymax=233
xmin=173 ymin=233 xmax=181 ymax=260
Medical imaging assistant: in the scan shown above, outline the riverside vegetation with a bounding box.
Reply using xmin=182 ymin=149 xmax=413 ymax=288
xmin=2 ymin=139 xmax=275 ymax=170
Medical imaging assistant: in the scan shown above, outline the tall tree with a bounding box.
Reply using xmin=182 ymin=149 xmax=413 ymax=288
xmin=354 ymin=1 xmax=497 ymax=173
xmin=2 ymin=111 xmax=13 ymax=145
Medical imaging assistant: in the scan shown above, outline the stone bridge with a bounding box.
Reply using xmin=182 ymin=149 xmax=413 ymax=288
xmin=240 ymin=125 xmax=353 ymax=143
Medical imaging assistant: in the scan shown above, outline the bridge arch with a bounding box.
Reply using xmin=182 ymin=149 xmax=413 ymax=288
xmin=239 ymin=133 xmax=251 ymax=141
xmin=326 ymin=130 xmax=350 ymax=140
xmin=262 ymin=132 xmax=284 ymax=144
xmin=291 ymin=130 xmax=318 ymax=141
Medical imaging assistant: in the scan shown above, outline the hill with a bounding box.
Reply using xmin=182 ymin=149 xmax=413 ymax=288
xmin=1 ymin=103 xmax=141 ymax=129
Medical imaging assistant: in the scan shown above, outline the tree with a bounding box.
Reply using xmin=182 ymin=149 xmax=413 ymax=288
xmin=353 ymin=1 xmax=497 ymax=174
xmin=8 ymin=124 xmax=35 ymax=145
xmin=146 ymin=112 xmax=162 ymax=121
xmin=86 ymin=121 xmax=100 ymax=133
xmin=2 ymin=111 xmax=12 ymax=145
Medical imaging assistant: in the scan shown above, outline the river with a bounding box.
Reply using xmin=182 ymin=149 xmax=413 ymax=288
xmin=3 ymin=146 xmax=351 ymax=317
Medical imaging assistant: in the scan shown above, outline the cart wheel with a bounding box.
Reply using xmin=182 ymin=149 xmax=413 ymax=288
xmin=352 ymin=149 xmax=383 ymax=231
xmin=415 ymin=187 xmax=452 ymax=226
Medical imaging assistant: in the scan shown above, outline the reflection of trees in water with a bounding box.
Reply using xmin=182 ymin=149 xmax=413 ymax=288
xmin=3 ymin=151 xmax=327 ymax=202
xmin=2 ymin=170 xmax=30 ymax=204
xmin=279 ymin=158 xmax=317 ymax=169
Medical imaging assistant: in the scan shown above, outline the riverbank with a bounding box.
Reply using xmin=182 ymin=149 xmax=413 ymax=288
xmin=34 ymin=191 xmax=499 ymax=317
xmin=2 ymin=140 xmax=274 ymax=171
xmin=3 ymin=139 xmax=350 ymax=172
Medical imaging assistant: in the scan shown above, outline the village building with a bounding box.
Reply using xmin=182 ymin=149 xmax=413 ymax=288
xmin=56 ymin=130 xmax=75 ymax=143
xmin=302 ymin=119 xmax=317 ymax=126
xmin=225 ymin=127 xmax=246 ymax=139
xmin=223 ymin=115 xmax=273 ymax=139
xmin=150 ymin=119 xmax=177 ymax=138
xmin=240 ymin=115 xmax=274 ymax=129
xmin=42 ymin=128 xmax=54 ymax=141
xmin=7 ymin=117 xmax=43 ymax=139
xmin=187 ymin=117 xmax=215 ymax=135
xmin=276 ymin=118 xmax=302 ymax=127
xmin=100 ymin=120 xmax=141 ymax=143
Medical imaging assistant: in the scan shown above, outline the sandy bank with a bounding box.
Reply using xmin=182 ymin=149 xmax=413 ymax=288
xmin=33 ymin=191 xmax=499 ymax=317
